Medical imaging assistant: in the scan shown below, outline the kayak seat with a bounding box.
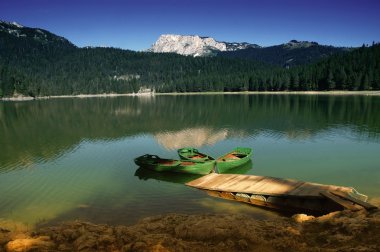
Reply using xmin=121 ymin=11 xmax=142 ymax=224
xmin=224 ymin=153 xmax=240 ymax=159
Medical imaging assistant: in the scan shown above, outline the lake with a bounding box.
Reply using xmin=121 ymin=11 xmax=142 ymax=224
xmin=1 ymin=94 xmax=380 ymax=228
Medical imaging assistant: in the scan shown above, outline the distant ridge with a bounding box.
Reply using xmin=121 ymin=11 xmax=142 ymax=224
xmin=149 ymin=34 xmax=349 ymax=66
xmin=217 ymin=39 xmax=349 ymax=67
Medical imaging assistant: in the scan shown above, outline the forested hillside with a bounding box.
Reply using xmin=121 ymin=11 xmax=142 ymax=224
xmin=285 ymin=44 xmax=380 ymax=91
xmin=0 ymin=22 xmax=379 ymax=97
xmin=217 ymin=40 xmax=348 ymax=67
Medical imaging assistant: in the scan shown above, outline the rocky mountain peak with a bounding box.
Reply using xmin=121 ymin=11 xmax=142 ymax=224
xmin=149 ymin=34 xmax=259 ymax=57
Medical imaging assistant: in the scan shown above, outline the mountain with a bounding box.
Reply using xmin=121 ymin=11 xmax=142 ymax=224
xmin=149 ymin=34 xmax=349 ymax=67
xmin=149 ymin=34 xmax=259 ymax=56
xmin=0 ymin=21 xmax=379 ymax=98
xmin=0 ymin=20 xmax=76 ymax=69
xmin=0 ymin=21 xmax=268 ymax=97
xmin=0 ymin=20 xmax=75 ymax=47
xmin=218 ymin=39 xmax=349 ymax=67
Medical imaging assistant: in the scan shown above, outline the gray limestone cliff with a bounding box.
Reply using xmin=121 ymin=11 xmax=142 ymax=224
xmin=149 ymin=34 xmax=259 ymax=56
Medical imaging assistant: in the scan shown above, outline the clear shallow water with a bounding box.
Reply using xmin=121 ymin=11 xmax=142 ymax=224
xmin=0 ymin=94 xmax=380 ymax=228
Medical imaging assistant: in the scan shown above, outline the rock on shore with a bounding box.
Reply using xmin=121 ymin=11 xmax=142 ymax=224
xmin=1 ymin=209 xmax=379 ymax=251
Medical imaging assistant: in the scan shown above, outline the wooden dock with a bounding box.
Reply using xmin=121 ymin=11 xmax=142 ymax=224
xmin=186 ymin=173 xmax=376 ymax=213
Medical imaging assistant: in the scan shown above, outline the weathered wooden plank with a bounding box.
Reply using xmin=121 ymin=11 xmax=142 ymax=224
xmin=229 ymin=176 xmax=306 ymax=196
xmin=239 ymin=177 xmax=268 ymax=191
xmin=289 ymin=183 xmax=324 ymax=197
xmin=293 ymin=181 xmax=333 ymax=196
xmin=240 ymin=178 xmax=270 ymax=191
xmin=227 ymin=177 xmax=271 ymax=192
xmin=286 ymin=182 xmax=306 ymax=195
xmin=320 ymin=191 xmax=362 ymax=211
xmin=330 ymin=191 xmax=377 ymax=210
xmin=219 ymin=177 xmax=276 ymax=193
xmin=186 ymin=173 xmax=216 ymax=187
xmin=245 ymin=179 xmax=287 ymax=194
xmin=186 ymin=174 xmax=357 ymax=198
xmin=197 ymin=174 xmax=239 ymax=188
xmin=191 ymin=174 xmax=254 ymax=191
xmin=217 ymin=175 xmax=249 ymax=188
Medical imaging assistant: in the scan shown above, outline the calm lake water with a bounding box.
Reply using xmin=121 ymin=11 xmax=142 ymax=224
xmin=1 ymin=94 xmax=380 ymax=228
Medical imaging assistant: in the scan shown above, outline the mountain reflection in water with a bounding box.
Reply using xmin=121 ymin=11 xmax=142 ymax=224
xmin=155 ymin=128 xmax=228 ymax=150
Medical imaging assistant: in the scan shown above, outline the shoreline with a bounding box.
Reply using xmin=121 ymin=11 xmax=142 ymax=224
xmin=0 ymin=93 xmax=141 ymax=101
xmin=1 ymin=90 xmax=380 ymax=101
xmin=158 ymin=90 xmax=380 ymax=96
xmin=1 ymin=208 xmax=379 ymax=251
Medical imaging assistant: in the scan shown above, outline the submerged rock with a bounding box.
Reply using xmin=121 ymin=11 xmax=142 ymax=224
xmin=292 ymin=213 xmax=316 ymax=223
xmin=5 ymin=236 xmax=55 ymax=252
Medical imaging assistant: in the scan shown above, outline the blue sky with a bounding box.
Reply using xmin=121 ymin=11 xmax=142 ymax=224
xmin=1 ymin=0 xmax=380 ymax=50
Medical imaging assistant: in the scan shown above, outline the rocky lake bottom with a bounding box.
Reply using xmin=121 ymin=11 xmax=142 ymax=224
xmin=1 ymin=206 xmax=380 ymax=251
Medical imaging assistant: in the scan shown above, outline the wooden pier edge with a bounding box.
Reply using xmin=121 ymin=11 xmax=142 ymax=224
xmin=186 ymin=173 xmax=376 ymax=212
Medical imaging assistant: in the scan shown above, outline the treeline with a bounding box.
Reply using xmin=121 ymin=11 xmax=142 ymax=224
xmin=246 ymin=44 xmax=380 ymax=91
xmin=0 ymin=28 xmax=379 ymax=97
xmin=218 ymin=41 xmax=347 ymax=67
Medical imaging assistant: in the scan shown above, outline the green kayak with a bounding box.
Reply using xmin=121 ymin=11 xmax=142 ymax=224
xmin=177 ymin=147 xmax=214 ymax=163
xmin=134 ymin=154 xmax=181 ymax=172
xmin=134 ymin=154 xmax=216 ymax=175
xmin=176 ymin=160 xmax=216 ymax=175
xmin=216 ymin=147 xmax=252 ymax=173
